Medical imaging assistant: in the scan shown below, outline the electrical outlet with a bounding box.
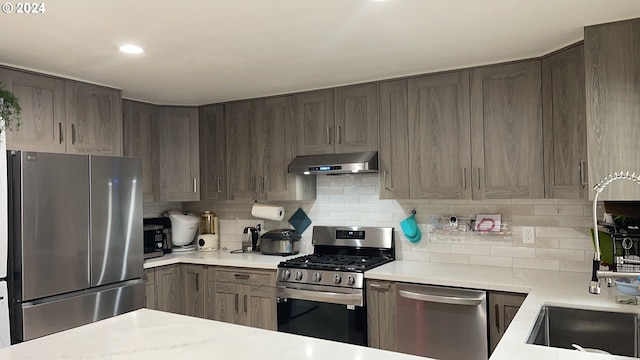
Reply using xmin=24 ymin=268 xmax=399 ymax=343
xmin=523 ymin=226 xmax=535 ymax=244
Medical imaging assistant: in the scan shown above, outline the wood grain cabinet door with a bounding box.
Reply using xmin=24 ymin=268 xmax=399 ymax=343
xmin=243 ymin=284 xmax=277 ymax=330
xmin=182 ymin=264 xmax=206 ymax=318
xmin=213 ymin=281 xmax=241 ymax=325
xmin=542 ymin=44 xmax=588 ymax=199
xmin=0 ymin=69 xmax=66 ymax=153
xmin=154 ymin=265 xmax=182 ymax=314
xmin=65 ymin=81 xmax=122 ymax=156
xmin=334 ymin=83 xmax=379 ymax=153
xmin=143 ymin=268 xmax=156 ymax=310
xmin=199 ymin=104 xmax=226 ymax=201
xmin=123 ymin=100 xmax=159 ymax=202
xmin=585 ymin=18 xmax=640 ymax=200
xmin=366 ymin=280 xmax=396 ymax=351
xmin=225 ymin=100 xmax=257 ymax=200
xmin=408 ymin=71 xmax=472 ymax=199
xmin=488 ymin=292 xmax=526 ymax=354
xmin=158 ymin=106 xmax=200 ymax=202
xmin=379 ymin=80 xmax=410 ymax=199
xmin=470 ymin=61 xmax=543 ymax=199
xmin=295 ymin=89 xmax=335 ymax=155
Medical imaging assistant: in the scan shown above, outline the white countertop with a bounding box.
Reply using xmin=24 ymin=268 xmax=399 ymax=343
xmin=0 ymin=309 xmax=430 ymax=360
xmin=144 ymin=250 xmax=303 ymax=270
xmin=143 ymin=256 xmax=640 ymax=360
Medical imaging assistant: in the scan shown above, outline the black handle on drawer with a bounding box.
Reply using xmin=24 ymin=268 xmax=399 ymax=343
xmin=234 ymin=274 xmax=250 ymax=280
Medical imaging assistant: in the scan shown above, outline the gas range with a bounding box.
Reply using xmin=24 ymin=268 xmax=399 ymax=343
xmin=276 ymin=226 xmax=395 ymax=290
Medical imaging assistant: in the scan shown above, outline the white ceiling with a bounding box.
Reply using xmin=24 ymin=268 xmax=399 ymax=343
xmin=1 ymin=0 xmax=639 ymax=105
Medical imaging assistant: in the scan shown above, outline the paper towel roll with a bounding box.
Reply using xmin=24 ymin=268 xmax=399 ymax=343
xmin=251 ymin=203 xmax=285 ymax=221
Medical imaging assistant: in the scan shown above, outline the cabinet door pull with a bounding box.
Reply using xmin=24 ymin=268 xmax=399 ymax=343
xmin=193 ymin=178 xmax=197 ymax=193
xmin=243 ymin=294 xmax=247 ymax=313
xmin=370 ymin=283 xmax=390 ymax=291
xmin=234 ymin=274 xmax=250 ymax=280
xmin=217 ymin=177 xmax=222 ymax=193
xmin=71 ymin=123 xmax=76 ymax=145
xmin=579 ymin=161 xmax=587 ymax=187
xmin=495 ymin=304 xmax=500 ymax=332
xmin=462 ymin=168 xmax=467 ymax=190
xmin=58 ymin=122 xmax=63 ymax=144
xmin=327 ymin=126 xmax=332 ymax=145
xmin=477 ymin=168 xmax=482 ymax=190
xmin=261 ymin=176 xmax=266 ymax=193
xmin=235 ymin=293 xmax=239 ymax=313
xmin=383 ymin=170 xmax=388 ymax=191
xmin=195 ymin=273 xmax=200 ymax=292
xmin=337 ymin=126 xmax=342 ymax=144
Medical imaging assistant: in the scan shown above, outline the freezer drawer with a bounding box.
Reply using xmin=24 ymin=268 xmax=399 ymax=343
xmin=395 ymin=283 xmax=488 ymax=360
xmin=13 ymin=279 xmax=143 ymax=342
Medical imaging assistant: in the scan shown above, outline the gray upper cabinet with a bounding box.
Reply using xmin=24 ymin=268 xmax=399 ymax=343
xmin=379 ymin=80 xmax=410 ymax=199
xmin=0 ymin=69 xmax=66 ymax=153
xmin=225 ymin=100 xmax=256 ymax=201
xmin=542 ymin=44 xmax=588 ymax=199
xmin=65 ymin=81 xmax=123 ymax=156
xmin=254 ymin=96 xmax=315 ymax=201
xmin=585 ymin=19 xmax=640 ymax=200
xmin=123 ymin=100 xmax=159 ymax=202
xmin=408 ymin=71 xmax=472 ymax=199
xmin=295 ymin=89 xmax=335 ymax=155
xmin=334 ymin=83 xmax=379 ymax=153
xmin=470 ymin=60 xmax=544 ymax=199
xmin=158 ymin=106 xmax=200 ymax=202
xmin=296 ymin=84 xmax=378 ymax=155
xmin=199 ymin=104 xmax=226 ymax=201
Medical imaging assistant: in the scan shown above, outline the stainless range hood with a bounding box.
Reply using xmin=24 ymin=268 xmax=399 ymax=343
xmin=288 ymin=151 xmax=378 ymax=175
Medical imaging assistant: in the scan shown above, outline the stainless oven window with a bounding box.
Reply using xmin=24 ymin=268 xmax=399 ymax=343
xmin=277 ymin=299 xmax=367 ymax=346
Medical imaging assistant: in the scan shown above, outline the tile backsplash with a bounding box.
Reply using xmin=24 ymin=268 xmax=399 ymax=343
xmin=180 ymin=173 xmax=599 ymax=273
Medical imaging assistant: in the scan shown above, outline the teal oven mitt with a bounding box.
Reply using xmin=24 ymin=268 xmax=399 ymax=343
xmin=400 ymin=212 xmax=421 ymax=243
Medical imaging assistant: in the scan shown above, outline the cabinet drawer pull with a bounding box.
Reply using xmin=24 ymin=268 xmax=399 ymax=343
xmin=193 ymin=178 xmax=197 ymax=193
xmin=71 ymin=123 xmax=76 ymax=145
xmin=370 ymin=283 xmax=390 ymax=291
xmin=495 ymin=304 xmax=500 ymax=332
xmin=234 ymin=274 xmax=250 ymax=280
xmin=579 ymin=160 xmax=587 ymax=187
xmin=243 ymin=294 xmax=247 ymax=313
xmin=235 ymin=293 xmax=239 ymax=313
xmin=217 ymin=177 xmax=222 ymax=193
xmin=58 ymin=122 xmax=63 ymax=144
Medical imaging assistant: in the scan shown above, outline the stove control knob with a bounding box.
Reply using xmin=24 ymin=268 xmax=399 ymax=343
xmin=281 ymin=270 xmax=291 ymax=280
xmin=313 ymin=272 xmax=322 ymax=282
xmin=334 ymin=274 xmax=342 ymax=284
xmin=295 ymin=271 xmax=303 ymax=281
xmin=347 ymin=275 xmax=355 ymax=286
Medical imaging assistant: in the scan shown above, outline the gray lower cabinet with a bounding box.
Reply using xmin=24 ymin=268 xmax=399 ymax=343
xmin=211 ymin=267 xmax=277 ymax=330
xmin=585 ymin=18 xmax=640 ymax=200
xmin=143 ymin=268 xmax=155 ymax=309
xmin=158 ymin=106 xmax=200 ymax=201
xmin=470 ymin=60 xmax=544 ymax=199
xmin=488 ymin=291 xmax=526 ymax=354
xmin=182 ymin=264 xmax=206 ymax=317
xmin=542 ymin=44 xmax=588 ymax=199
xmin=366 ymin=280 xmax=396 ymax=351
xmin=378 ymin=79 xmax=410 ymax=199
xmin=153 ymin=264 xmax=182 ymax=313
xmin=123 ymin=99 xmax=159 ymax=202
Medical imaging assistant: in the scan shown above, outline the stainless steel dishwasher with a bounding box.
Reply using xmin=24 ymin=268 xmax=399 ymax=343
xmin=395 ymin=283 xmax=488 ymax=360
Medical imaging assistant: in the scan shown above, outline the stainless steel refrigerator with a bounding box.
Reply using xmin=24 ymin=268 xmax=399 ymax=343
xmin=7 ymin=151 xmax=144 ymax=343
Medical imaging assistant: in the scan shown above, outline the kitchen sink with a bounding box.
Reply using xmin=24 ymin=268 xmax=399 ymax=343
xmin=527 ymin=305 xmax=639 ymax=357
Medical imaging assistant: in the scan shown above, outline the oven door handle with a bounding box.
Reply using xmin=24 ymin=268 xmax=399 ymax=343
xmin=277 ymin=286 xmax=363 ymax=307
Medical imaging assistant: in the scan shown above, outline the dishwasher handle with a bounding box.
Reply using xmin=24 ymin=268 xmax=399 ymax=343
xmin=399 ymin=289 xmax=484 ymax=306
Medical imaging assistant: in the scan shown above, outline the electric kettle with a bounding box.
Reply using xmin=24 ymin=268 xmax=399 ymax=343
xmin=242 ymin=227 xmax=260 ymax=252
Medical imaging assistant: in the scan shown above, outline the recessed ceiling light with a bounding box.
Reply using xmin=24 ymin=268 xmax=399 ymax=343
xmin=119 ymin=44 xmax=144 ymax=54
